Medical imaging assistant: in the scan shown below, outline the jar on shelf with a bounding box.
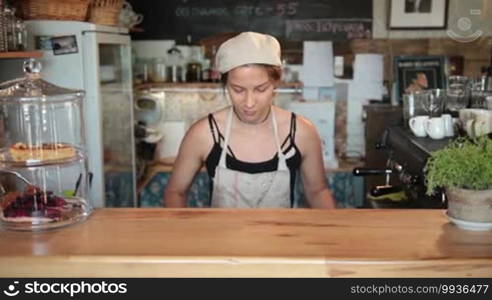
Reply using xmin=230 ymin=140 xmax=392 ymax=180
xmin=133 ymin=57 xmax=151 ymax=84
xmin=0 ymin=59 xmax=92 ymax=231
xmin=166 ymin=46 xmax=183 ymax=83
xmin=185 ymin=46 xmax=203 ymax=82
xmin=0 ymin=0 xmax=7 ymax=52
xmin=149 ymin=57 xmax=167 ymax=83
xmin=13 ymin=19 xmax=27 ymax=51
xmin=3 ymin=6 xmax=15 ymax=51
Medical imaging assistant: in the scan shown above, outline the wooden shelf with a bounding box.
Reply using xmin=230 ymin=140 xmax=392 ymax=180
xmin=129 ymin=27 xmax=144 ymax=33
xmin=0 ymin=51 xmax=43 ymax=59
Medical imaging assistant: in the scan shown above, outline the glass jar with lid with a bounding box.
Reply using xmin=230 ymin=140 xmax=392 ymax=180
xmin=0 ymin=59 xmax=92 ymax=231
xmin=149 ymin=57 xmax=167 ymax=83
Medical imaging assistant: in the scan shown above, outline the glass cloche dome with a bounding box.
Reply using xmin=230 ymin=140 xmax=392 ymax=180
xmin=0 ymin=59 xmax=92 ymax=230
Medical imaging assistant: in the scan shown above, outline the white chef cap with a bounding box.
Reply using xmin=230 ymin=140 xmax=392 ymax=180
xmin=215 ymin=31 xmax=281 ymax=74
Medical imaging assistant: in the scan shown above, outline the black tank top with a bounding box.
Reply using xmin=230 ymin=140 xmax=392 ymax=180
xmin=205 ymin=112 xmax=302 ymax=206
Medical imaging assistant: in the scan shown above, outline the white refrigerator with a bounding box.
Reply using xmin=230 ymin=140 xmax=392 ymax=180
xmin=24 ymin=21 xmax=137 ymax=208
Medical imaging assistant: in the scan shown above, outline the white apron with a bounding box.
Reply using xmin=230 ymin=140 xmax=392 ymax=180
xmin=211 ymin=107 xmax=290 ymax=208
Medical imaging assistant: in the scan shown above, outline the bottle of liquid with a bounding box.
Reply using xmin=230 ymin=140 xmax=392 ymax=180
xmin=14 ymin=19 xmax=26 ymax=51
xmin=485 ymin=65 xmax=492 ymax=91
xmin=185 ymin=35 xmax=202 ymax=82
xmin=186 ymin=45 xmax=203 ymax=83
xmin=201 ymin=58 xmax=211 ymax=82
xmin=210 ymin=45 xmax=221 ymax=83
xmin=3 ymin=6 xmax=15 ymax=51
xmin=479 ymin=66 xmax=488 ymax=91
xmin=281 ymin=59 xmax=292 ymax=83
xmin=166 ymin=46 xmax=183 ymax=83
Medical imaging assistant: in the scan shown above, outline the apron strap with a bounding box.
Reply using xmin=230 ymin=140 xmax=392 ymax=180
xmin=271 ymin=108 xmax=288 ymax=171
xmin=218 ymin=107 xmax=234 ymax=168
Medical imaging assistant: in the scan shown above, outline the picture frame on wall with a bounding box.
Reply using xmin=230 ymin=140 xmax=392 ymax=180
xmin=389 ymin=0 xmax=448 ymax=29
xmin=394 ymin=56 xmax=446 ymax=103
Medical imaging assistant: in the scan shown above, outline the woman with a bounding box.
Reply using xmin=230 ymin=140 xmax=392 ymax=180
xmin=405 ymin=72 xmax=428 ymax=94
xmin=164 ymin=32 xmax=335 ymax=208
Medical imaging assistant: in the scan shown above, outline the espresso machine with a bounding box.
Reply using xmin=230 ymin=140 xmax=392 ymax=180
xmin=353 ymin=126 xmax=447 ymax=209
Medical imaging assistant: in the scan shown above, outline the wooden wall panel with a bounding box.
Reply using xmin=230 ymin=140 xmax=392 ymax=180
xmin=349 ymin=37 xmax=492 ymax=81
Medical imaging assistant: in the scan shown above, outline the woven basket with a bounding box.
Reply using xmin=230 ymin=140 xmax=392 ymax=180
xmin=88 ymin=0 xmax=123 ymax=26
xmin=17 ymin=0 xmax=90 ymax=21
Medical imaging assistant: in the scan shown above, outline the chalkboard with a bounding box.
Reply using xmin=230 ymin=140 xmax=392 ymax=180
xmin=129 ymin=0 xmax=372 ymax=42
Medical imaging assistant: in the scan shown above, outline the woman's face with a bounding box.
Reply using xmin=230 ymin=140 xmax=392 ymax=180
xmin=226 ymin=65 xmax=277 ymax=124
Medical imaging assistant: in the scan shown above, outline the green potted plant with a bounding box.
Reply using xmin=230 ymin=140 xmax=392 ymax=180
xmin=425 ymin=136 xmax=492 ymax=230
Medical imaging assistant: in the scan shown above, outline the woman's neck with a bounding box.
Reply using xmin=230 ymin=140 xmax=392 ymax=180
xmin=232 ymin=106 xmax=272 ymax=129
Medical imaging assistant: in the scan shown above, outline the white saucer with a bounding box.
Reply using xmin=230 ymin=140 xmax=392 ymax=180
xmin=445 ymin=212 xmax=492 ymax=231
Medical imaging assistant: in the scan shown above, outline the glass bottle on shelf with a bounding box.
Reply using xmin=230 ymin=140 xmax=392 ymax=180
xmin=485 ymin=65 xmax=492 ymax=91
xmin=166 ymin=46 xmax=183 ymax=83
xmin=281 ymin=59 xmax=293 ymax=83
xmin=14 ymin=19 xmax=27 ymax=51
xmin=134 ymin=57 xmax=150 ymax=84
xmin=3 ymin=6 xmax=14 ymax=51
xmin=0 ymin=0 xmax=7 ymax=52
xmin=186 ymin=46 xmax=203 ymax=82
xmin=210 ymin=45 xmax=220 ymax=83
xmin=201 ymin=58 xmax=211 ymax=82
xmin=0 ymin=59 xmax=92 ymax=231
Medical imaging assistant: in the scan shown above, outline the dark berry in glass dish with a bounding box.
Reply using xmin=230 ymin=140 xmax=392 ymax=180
xmin=1 ymin=185 xmax=67 ymax=222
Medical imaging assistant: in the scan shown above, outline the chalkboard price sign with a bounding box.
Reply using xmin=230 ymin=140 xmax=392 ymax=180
xmin=130 ymin=0 xmax=372 ymax=42
xmin=174 ymin=2 xmax=300 ymax=18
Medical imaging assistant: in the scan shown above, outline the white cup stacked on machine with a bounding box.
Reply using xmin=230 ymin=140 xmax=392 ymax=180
xmin=407 ymin=89 xmax=454 ymax=139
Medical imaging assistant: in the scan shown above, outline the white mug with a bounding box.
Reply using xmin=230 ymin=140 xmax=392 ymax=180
xmin=409 ymin=115 xmax=429 ymax=137
xmin=465 ymin=119 xmax=491 ymax=137
xmin=459 ymin=108 xmax=492 ymax=137
xmin=425 ymin=117 xmax=446 ymax=139
xmin=486 ymin=95 xmax=492 ymax=110
xmin=441 ymin=114 xmax=454 ymax=137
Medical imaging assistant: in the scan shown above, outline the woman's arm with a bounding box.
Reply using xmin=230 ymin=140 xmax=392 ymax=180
xmin=164 ymin=120 xmax=210 ymax=207
xmin=297 ymin=117 xmax=336 ymax=209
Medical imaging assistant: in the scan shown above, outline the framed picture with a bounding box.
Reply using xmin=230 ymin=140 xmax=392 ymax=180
xmin=389 ymin=0 xmax=448 ymax=29
xmin=394 ymin=56 xmax=446 ymax=103
xmin=51 ymin=35 xmax=78 ymax=55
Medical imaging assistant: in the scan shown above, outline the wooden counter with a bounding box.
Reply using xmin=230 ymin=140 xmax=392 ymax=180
xmin=0 ymin=209 xmax=491 ymax=278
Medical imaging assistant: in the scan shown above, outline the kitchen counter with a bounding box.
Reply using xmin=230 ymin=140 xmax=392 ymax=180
xmin=0 ymin=209 xmax=491 ymax=277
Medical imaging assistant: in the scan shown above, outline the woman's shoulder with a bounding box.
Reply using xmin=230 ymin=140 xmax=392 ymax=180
xmin=272 ymin=106 xmax=294 ymax=126
xmin=185 ymin=107 xmax=230 ymax=142
xmin=286 ymin=109 xmax=321 ymax=153
xmin=208 ymin=106 xmax=230 ymax=125
xmin=279 ymin=107 xmax=317 ymax=137
xmin=273 ymin=105 xmax=318 ymax=138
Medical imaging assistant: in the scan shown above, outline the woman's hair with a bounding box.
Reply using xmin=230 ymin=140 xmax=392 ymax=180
xmin=220 ymin=64 xmax=282 ymax=86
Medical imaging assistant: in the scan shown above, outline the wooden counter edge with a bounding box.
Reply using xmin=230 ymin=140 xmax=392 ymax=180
xmin=0 ymin=256 xmax=490 ymax=278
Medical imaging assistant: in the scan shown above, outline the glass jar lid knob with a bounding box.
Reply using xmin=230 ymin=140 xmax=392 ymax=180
xmin=23 ymin=59 xmax=42 ymax=77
